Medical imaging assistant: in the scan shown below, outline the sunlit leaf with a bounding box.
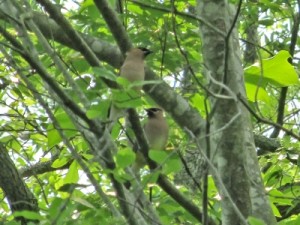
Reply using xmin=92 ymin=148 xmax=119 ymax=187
xmin=149 ymin=150 xmax=168 ymax=164
xmin=86 ymin=100 xmax=110 ymax=120
xmin=64 ymin=161 xmax=79 ymax=184
xmin=163 ymin=155 xmax=182 ymax=174
xmin=244 ymin=50 xmax=299 ymax=87
xmin=269 ymin=189 xmax=292 ymax=205
xmin=72 ymin=196 xmax=96 ymax=209
xmin=47 ymin=111 xmax=77 ymax=148
xmin=271 ymin=202 xmax=281 ymax=217
xmin=248 ymin=216 xmax=267 ymax=225
xmin=245 ymin=83 xmax=270 ymax=102
xmin=191 ymin=93 xmax=209 ymax=115
xmin=115 ymin=148 xmax=136 ymax=168
xmin=13 ymin=211 xmax=43 ymax=220
xmin=52 ymin=157 xmax=69 ymax=168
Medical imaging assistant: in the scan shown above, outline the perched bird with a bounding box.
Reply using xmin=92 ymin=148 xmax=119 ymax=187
xmin=119 ymin=47 xmax=152 ymax=91
xmin=144 ymin=108 xmax=169 ymax=151
xmin=133 ymin=108 xmax=169 ymax=172
xmin=108 ymin=47 xmax=152 ymax=130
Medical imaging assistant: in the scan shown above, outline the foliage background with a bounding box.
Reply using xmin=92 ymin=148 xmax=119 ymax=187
xmin=0 ymin=0 xmax=299 ymax=224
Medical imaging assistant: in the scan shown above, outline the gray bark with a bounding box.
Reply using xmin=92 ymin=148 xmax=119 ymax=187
xmin=197 ymin=1 xmax=277 ymax=224
xmin=0 ymin=144 xmax=39 ymax=224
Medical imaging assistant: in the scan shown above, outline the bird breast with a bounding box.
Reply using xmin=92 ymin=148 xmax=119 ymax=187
xmin=144 ymin=119 xmax=168 ymax=150
xmin=120 ymin=60 xmax=145 ymax=83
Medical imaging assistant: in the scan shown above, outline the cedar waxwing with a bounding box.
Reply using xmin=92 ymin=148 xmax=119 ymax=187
xmin=144 ymin=108 xmax=169 ymax=150
xmin=133 ymin=108 xmax=169 ymax=172
xmin=120 ymin=47 xmax=152 ymax=91
xmin=108 ymin=47 xmax=152 ymax=130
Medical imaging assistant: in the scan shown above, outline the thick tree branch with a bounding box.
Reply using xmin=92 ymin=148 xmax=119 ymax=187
xmin=255 ymin=134 xmax=281 ymax=155
xmin=0 ymin=144 xmax=39 ymax=224
xmin=93 ymin=0 xmax=132 ymax=53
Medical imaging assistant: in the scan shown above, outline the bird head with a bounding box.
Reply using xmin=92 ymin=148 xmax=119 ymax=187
xmin=145 ymin=108 xmax=164 ymax=118
xmin=124 ymin=47 xmax=152 ymax=61
xmin=137 ymin=47 xmax=153 ymax=58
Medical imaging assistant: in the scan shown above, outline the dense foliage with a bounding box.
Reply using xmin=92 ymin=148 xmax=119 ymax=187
xmin=0 ymin=0 xmax=299 ymax=224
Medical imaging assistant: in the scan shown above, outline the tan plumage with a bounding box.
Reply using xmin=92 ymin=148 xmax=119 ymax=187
xmin=144 ymin=108 xmax=169 ymax=151
xmin=120 ymin=47 xmax=152 ymax=91
xmin=108 ymin=47 xmax=152 ymax=130
xmin=133 ymin=108 xmax=169 ymax=172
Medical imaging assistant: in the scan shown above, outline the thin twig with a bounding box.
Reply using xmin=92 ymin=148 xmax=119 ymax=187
xmin=239 ymin=95 xmax=300 ymax=140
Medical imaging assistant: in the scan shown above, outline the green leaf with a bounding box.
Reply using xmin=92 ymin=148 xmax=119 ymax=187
xmin=47 ymin=111 xmax=77 ymax=148
xmin=244 ymin=50 xmax=298 ymax=87
xmin=93 ymin=67 xmax=117 ymax=81
xmin=86 ymin=100 xmax=110 ymax=120
xmin=248 ymin=216 xmax=266 ymax=225
xmin=111 ymin=89 xmax=144 ymax=108
xmin=115 ymin=148 xmax=136 ymax=168
xmin=79 ymin=0 xmax=94 ymax=11
xmin=113 ymin=169 xmax=132 ymax=184
xmin=47 ymin=124 xmax=61 ymax=148
xmin=0 ymin=134 xmax=14 ymax=143
xmin=52 ymin=157 xmax=70 ymax=168
xmin=48 ymin=197 xmax=75 ymax=223
xmin=270 ymin=202 xmax=281 ymax=217
xmin=142 ymin=171 xmax=160 ymax=184
xmin=72 ymin=196 xmax=96 ymax=209
xmin=64 ymin=161 xmax=79 ymax=184
xmin=10 ymin=139 xmax=22 ymax=153
xmin=269 ymin=189 xmax=292 ymax=205
xmin=278 ymin=215 xmax=300 ymax=225
xmin=163 ymin=155 xmax=182 ymax=175
xmin=71 ymin=58 xmax=90 ymax=73
xmin=127 ymin=3 xmax=143 ymax=15
xmin=116 ymin=76 xmax=131 ymax=87
xmin=190 ymin=93 xmax=208 ymax=114
xmin=149 ymin=150 xmax=168 ymax=164
xmin=245 ymin=83 xmax=270 ymax=102
xmin=3 ymin=221 xmax=19 ymax=225
xmin=13 ymin=211 xmax=43 ymax=220
xmin=259 ymin=19 xmax=275 ymax=26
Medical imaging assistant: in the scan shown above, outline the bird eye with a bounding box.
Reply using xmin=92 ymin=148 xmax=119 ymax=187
xmin=152 ymin=108 xmax=161 ymax=112
xmin=137 ymin=47 xmax=152 ymax=56
xmin=138 ymin=47 xmax=148 ymax=51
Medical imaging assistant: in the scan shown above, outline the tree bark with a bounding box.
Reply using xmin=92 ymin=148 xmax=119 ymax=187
xmin=197 ymin=1 xmax=277 ymax=224
xmin=0 ymin=144 xmax=39 ymax=224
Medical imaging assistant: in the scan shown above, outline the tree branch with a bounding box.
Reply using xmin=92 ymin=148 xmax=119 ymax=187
xmin=35 ymin=0 xmax=118 ymax=88
xmin=93 ymin=0 xmax=132 ymax=53
xmin=19 ymin=157 xmax=72 ymax=178
xmin=127 ymin=108 xmax=216 ymax=225
xmin=0 ymin=144 xmax=39 ymax=224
